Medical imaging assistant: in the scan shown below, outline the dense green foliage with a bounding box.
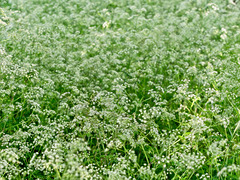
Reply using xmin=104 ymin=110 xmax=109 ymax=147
xmin=1 ymin=0 xmax=240 ymax=179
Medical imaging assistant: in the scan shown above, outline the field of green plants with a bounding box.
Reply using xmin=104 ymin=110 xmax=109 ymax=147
xmin=1 ymin=0 xmax=240 ymax=179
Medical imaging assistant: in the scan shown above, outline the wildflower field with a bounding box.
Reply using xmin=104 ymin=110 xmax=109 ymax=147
xmin=1 ymin=0 xmax=240 ymax=179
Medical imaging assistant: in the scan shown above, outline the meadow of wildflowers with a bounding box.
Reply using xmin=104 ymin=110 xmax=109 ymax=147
xmin=0 ymin=0 xmax=240 ymax=179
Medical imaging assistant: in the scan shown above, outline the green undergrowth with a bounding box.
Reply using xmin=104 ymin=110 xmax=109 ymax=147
xmin=0 ymin=0 xmax=240 ymax=179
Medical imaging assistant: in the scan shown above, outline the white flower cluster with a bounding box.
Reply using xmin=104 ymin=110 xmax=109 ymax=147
xmin=0 ymin=0 xmax=240 ymax=179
